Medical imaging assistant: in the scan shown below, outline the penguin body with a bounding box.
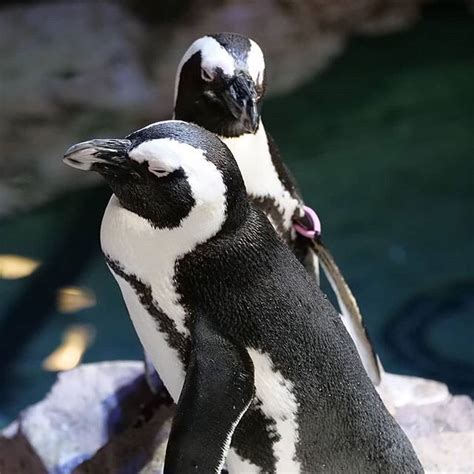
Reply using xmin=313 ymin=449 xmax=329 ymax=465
xmin=64 ymin=121 xmax=422 ymax=473
xmin=174 ymin=34 xmax=301 ymax=243
xmin=174 ymin=33 xmax=380 ymax=384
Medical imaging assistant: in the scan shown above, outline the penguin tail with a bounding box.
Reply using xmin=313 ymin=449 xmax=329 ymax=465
xmin=310 ymin=238 xmax=382 ymax=386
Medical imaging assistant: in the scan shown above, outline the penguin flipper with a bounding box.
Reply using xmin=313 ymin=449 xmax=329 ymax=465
xmin=310 ymin=238 xmax=382 ymax=385
xmin=164 ymin=315 xmax=255 ymax=474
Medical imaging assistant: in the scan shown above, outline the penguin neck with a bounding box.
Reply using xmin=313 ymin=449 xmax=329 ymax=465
xmin=101 ymin=194 xmax=227 ymax=279
xmin=219 ymin=121 xmax=302 ymax=235
xmin=219 ymin=121 xmax=279 ymax=198
xmin=216 ymin=165 xmax=251 ymax=236
xmin=101 ymin=184 xmax=249 ymax=278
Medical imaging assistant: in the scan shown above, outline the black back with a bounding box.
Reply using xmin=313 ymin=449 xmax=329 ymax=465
xmin=174 ymin=205 xmax=422 ymax=472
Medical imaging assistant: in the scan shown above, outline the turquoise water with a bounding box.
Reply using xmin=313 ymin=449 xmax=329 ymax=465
xmin=0 ymin=3 xmax=473 ymax=428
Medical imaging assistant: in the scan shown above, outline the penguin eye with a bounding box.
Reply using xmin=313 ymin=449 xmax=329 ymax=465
xmin=201 ymin=67 xmax=213 ymax=82
xmin=149 ymin=167 xmax=170 ymax=178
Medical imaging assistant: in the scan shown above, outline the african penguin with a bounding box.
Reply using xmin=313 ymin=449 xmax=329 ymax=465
xmin=173 ymin=33 xmax=382 ymax=385
xmin=64 ymin=120 xmax=422 ymax=473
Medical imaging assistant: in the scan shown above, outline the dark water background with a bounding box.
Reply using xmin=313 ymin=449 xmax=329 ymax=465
xmin=0 ymin=3 xmax=472 ymax=427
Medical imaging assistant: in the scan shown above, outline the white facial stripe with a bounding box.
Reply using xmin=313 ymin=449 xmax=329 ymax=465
xmin=129 ymin=138 xmax=227 ymax=206
xmin=247 ymin=39 xmax=265 ymax=85
xmin=248 ymin=348 xmax=301 ymax=473
xmin=129 ymin=140 xmax=181 ymax=173
xmin=175 ymin=36 xmax=235 ymax=102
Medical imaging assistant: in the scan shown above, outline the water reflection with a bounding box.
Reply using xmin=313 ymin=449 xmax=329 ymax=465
xmin=0 ymin=255 xmax=40 ymax=279
xmin=56 ymin=286 xmax=96 ymax=313
xmin=42 ymin=324 xmax=96 ymax=372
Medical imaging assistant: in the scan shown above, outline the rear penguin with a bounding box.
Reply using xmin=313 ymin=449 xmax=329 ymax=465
xmin=174 ymin=33 xmax=382 ymax=385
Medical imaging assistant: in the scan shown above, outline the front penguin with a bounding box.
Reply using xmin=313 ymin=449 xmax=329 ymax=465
xmin=63 ymin=120 xmax=423 ymax=473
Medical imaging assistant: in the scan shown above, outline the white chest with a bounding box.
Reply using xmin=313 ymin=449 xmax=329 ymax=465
xmin=100 ymin=195 xmax=226 ymax=400
xmin=221 ymin=123 xmax=300 ymax=232
xmin=100 ymin=197 xmax=302 ymax=472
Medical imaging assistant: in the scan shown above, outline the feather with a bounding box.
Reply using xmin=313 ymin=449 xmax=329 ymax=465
xmin=310 ymin=238 xmax=382 ymax=385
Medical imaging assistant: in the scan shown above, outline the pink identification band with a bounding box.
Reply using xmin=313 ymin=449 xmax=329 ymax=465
xmin=294 ymin=205 xmax=321 ymax=239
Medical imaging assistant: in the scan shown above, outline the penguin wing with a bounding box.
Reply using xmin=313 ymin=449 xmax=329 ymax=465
xmin=267 ymin=132 xmax=382 ymax=384
xmin=164 ymin=315 xmax=255 ymax=474
xmin=310 ymin=238 xmax=382 ymax=385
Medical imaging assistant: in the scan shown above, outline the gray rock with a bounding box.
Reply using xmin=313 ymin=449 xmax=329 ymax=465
xmin=396 ymin=395 xmax=474 ymax=438
xmin=0 ymin=2 xmax=157 ymax=216
xmin=1 ymin=362 xmax=473 ymax=473
xmin=1 ymin=362 xmax=172 ymax=473
xmin=377 ymin=371 xmax=451 ymax=411
xmin=412 ymin=432 xmax=474 ymax=473
xmin=378 ymin=372 xmax=474 ymax=473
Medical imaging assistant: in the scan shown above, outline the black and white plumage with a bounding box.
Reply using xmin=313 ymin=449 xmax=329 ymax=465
xmin=173 ymin=33 xmax=382 ymax=385
xmin=63 ymin=120 xmax=422 ymax=473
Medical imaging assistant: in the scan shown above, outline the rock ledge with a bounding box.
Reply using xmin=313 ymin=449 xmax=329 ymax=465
xmin=1 ymin=362 xmax=472 ymax=473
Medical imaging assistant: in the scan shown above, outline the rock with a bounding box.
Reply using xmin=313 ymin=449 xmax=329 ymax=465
xmin=412 ymin=432 xmax=474 ymax=473
xmin=1 ymin=361 xmax=473 ymax=473
xmin=0 ymin=2 xmax=157 ymax=217
xmin=74 ymin=395 xmax=173 ymax=474
xmin=378 ymin=372 xmax=474 ymax=474
xmin=1 ymin=362 xmax=173 ymax=473
xmin=0 ymin=0 xmax=430 ymax=216
xmin=376 ymin=371 xmax=450 ymax=411
xmin=396 ymin=395 xmax=474 ymax=438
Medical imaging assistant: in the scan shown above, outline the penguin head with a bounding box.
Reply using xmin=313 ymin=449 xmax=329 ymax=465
xmin=174 ymin=33 xmax=266 ymax=138
xmin=63 ymin=120 xmax=248 ymax=230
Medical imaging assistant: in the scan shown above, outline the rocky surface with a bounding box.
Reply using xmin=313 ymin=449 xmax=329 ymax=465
xmin=0 ymin=362 xmax=173 ymax=473
xmin=0 ymin=0 xmax=431 ymax=216
xmin=1 ymin=361 xmax=472 ymax=473
xmin=377 ymin=373 xmax=474 ymax=472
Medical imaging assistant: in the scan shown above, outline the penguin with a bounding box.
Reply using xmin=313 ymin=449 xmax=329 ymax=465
xmin=63 ymin=120 xmax=423 ymax=473
xmin=173 ymin=33 xmax=382 ymax=385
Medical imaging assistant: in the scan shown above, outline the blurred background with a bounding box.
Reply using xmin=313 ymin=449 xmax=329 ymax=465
xmin=0 ymin=0 xmax=473 ymax=428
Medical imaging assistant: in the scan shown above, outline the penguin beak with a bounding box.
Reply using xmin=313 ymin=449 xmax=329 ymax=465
xmin=221 ymin=72 xmax=259 ymax=133
xmin=63 ymin=139 xmax=132 ymax=171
